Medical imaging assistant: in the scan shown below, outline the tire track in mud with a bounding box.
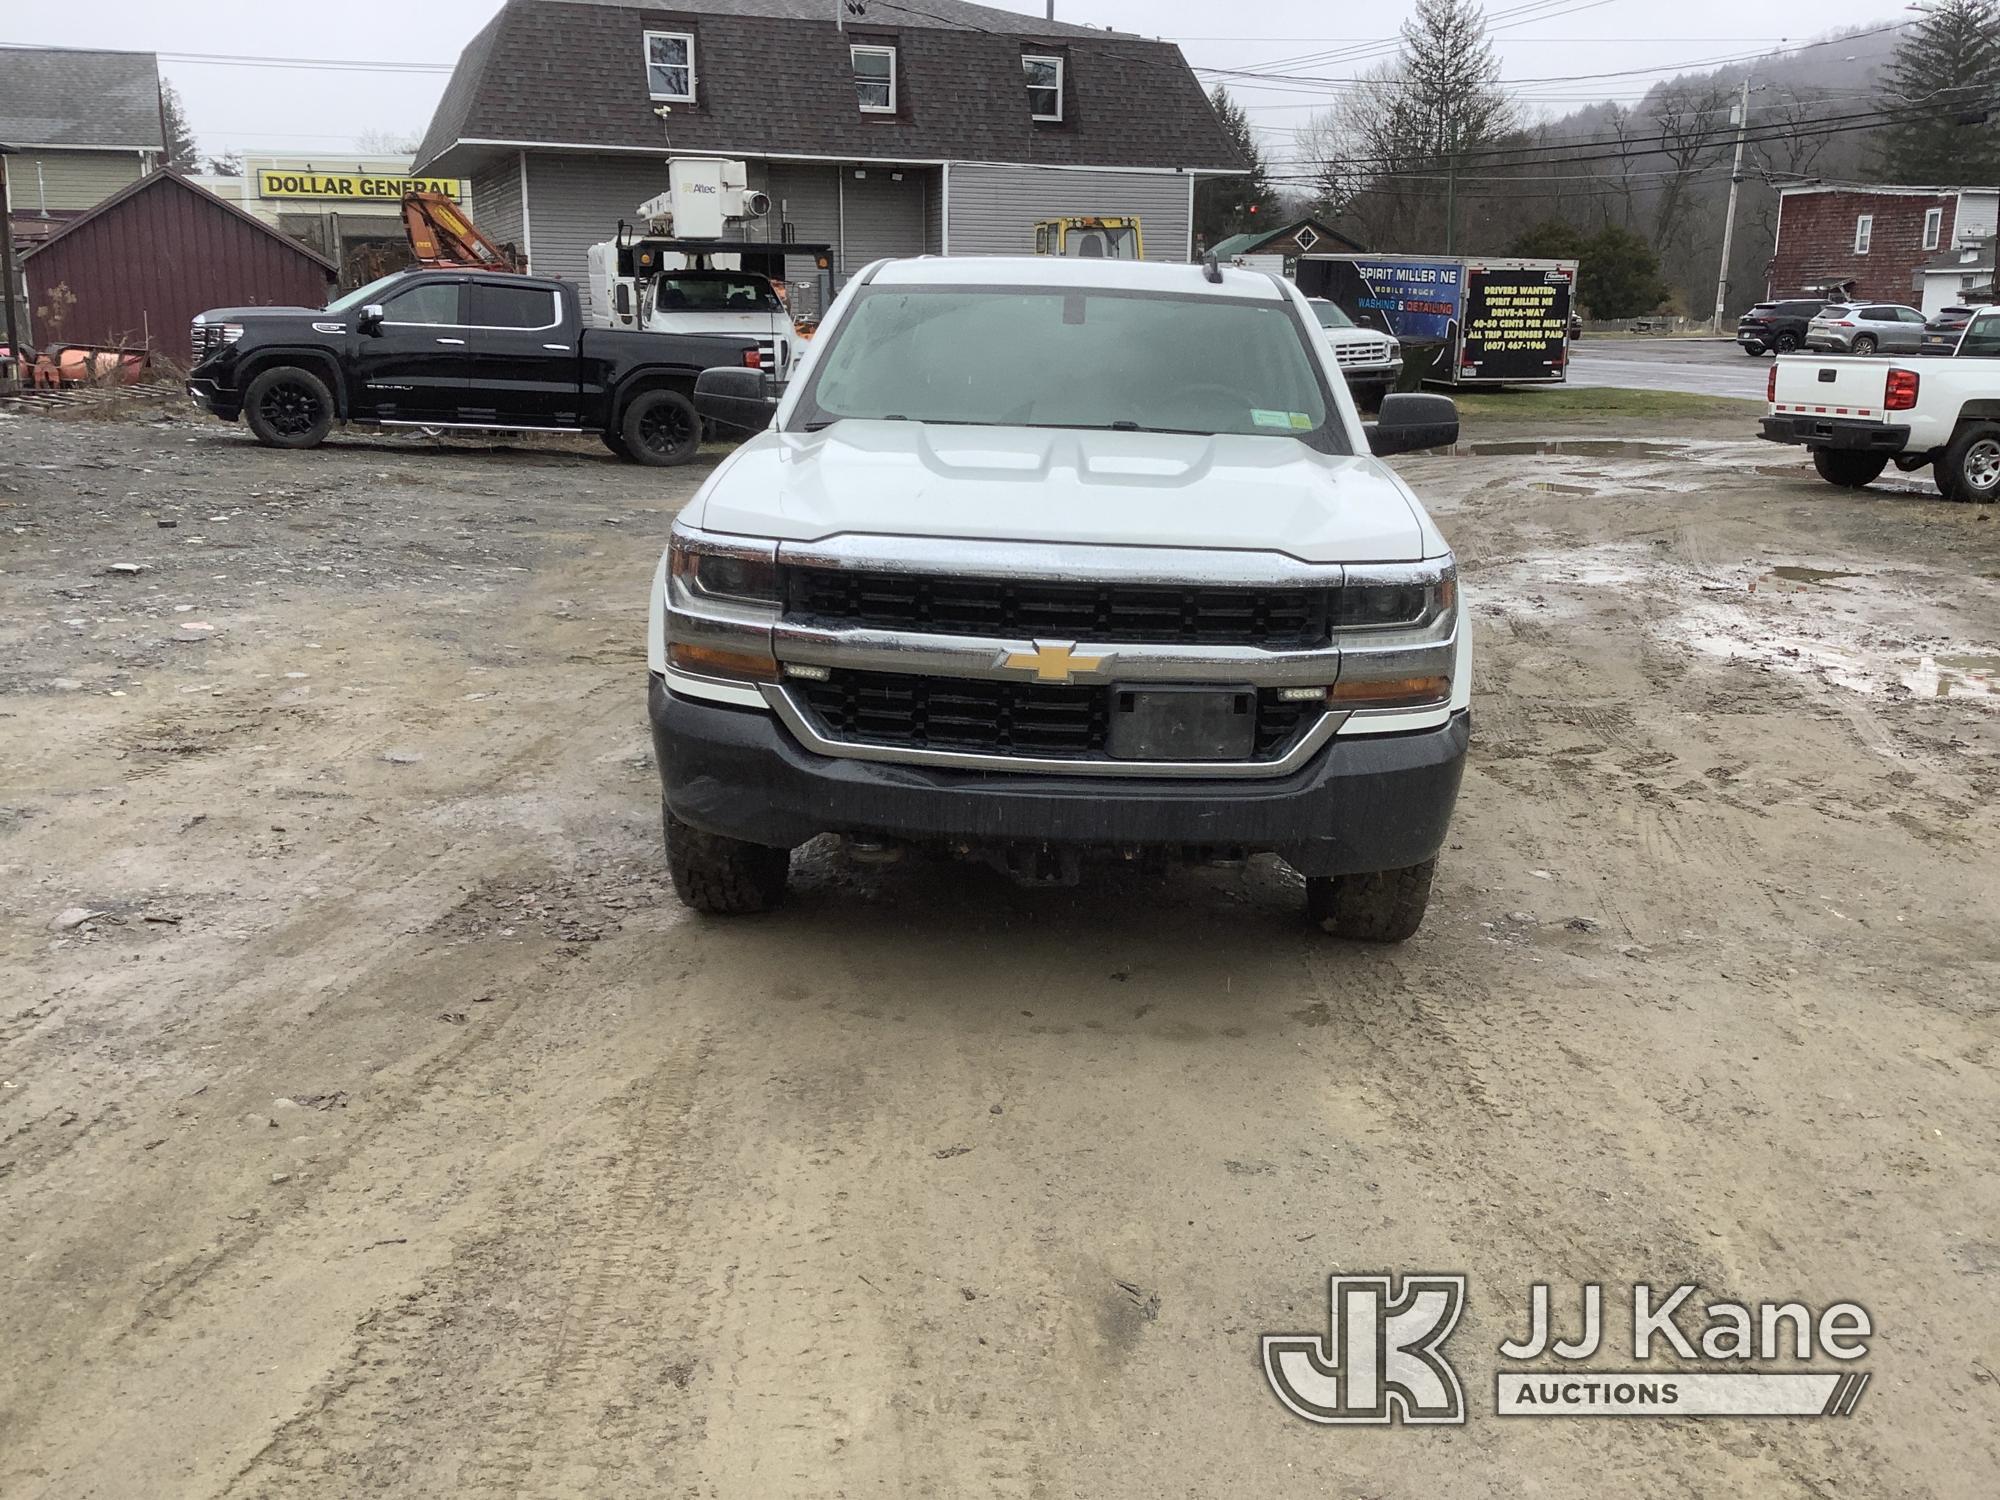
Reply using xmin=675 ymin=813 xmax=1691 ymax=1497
xmin=227 ymin=1034 xmax=712 ymax=1500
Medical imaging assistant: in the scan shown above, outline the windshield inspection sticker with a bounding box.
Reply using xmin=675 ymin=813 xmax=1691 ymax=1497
xmin=1262 ymin=1275 xmax=1873 ymax=1426
xmin=1251 ymin=409 xmax=1314 ymax=430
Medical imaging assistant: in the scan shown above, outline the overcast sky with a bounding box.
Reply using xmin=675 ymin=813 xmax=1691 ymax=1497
xmin=4 ymin=0 xmax=1911 ymax=163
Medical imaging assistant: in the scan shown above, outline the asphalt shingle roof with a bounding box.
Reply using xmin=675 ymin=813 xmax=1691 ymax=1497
xmin=415 ymin=0 xmax=1243 ymax=174
xmin=0 ymin=46 xmax=165 ymax=150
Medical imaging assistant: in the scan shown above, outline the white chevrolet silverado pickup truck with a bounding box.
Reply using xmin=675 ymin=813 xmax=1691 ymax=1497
xmin=1760 ymin=305 xmax=2000 ymax=500
xmin=648 ymin=257 xmax=1470 ymax=941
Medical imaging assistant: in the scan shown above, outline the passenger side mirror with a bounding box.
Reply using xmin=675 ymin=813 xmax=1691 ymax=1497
xmin=1367 ymin=392 xmax=1458 ymax=456
xmin=357 ymin=304 xmax=385 ymax=336
xmin=694 ymin=365 xmax=777 ymax=433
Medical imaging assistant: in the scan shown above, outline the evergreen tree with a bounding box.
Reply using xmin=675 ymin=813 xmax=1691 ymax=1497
xmin=1877 ymin=0 xmax=2000 ymax=182
xmin=159 ymin=82 xmax=200 ymax=169
xmin=1194 ymin=86 xmax=1274 ymax=250
xmin=1578 ymin=225 xmax=1670 ymax=318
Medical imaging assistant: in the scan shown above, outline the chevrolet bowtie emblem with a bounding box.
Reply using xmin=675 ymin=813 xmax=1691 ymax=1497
xmin=1000 ymin=640 xmax=1109 ymax=683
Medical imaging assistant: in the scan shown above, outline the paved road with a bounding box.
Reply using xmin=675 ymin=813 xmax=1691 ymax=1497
xmin=1566 ymin=336 xmax=1773 ymax=399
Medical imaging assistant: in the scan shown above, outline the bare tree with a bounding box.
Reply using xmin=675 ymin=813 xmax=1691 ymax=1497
xmin=1649 ymin=82 xmax=1733 ymax=252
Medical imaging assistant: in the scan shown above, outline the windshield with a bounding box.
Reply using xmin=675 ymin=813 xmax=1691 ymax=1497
xmin=1311 ymin=300 xmax=1356 ymax=330
xmin=325 ymin=272 xmax=411 ymax=315
xmin=653 ymin=275 xmax=782 ymax=313
xmin=798 ymin=286 xmax=1341 ymax=447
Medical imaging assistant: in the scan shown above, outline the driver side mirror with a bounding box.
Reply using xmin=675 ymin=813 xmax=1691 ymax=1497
xmin=694 ymin=365 xmax=777 ymax=433
xmin=1367 ymin=392 xmax=1458 ymax=457
xmin=357 ymin=304 xmax=385 ymax=336
xmin=615 ymin=283 xmax=633 ymax=320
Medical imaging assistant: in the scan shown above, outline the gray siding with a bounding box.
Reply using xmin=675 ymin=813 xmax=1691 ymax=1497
xmin=840 ymin=169 xmax=928 ymax=278
xmin=522 ymin=153 xmax=683 ymax=315
xmin=5 ymin=149 xmax=147 ymax=214
xmin=946 ymin=164 xmax=1192 ymax=262
xmin=765 ymin=162 xmax=840 ymax=285
xmin=924 ymin=170 xmax=944 ymax=256
xmin=468 ymin=157 xmax=525 ymax=262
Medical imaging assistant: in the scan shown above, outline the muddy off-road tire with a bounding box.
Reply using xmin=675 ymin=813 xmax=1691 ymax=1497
xmin=620 ymin=388 xmax=701 ymax=467
xmin=1812 ymin=448 xmax=1888 ymax=489
xmin=243 ymin=366 xmax=335 ymax=449
xmin=1306 ymin=858 xmax=1437 ymax=943
xmin=1938 ymin=421 xmax=2000 ymax=503
xmin=664 ymin=807 xmax=789 ymax=914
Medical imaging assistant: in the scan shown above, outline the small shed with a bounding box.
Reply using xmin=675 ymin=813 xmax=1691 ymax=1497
xmin=21 ymin=168 xmax=335 ymax=354
xmin=1210 ymin=217 xmax=1366 ymax=274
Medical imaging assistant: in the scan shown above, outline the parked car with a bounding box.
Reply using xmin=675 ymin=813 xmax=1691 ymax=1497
xmin=1737 ymin=299 xmax=1829 ymax=355
xmin=1920 ymin=305 xmax=1983 ymax=356
xmin=1805 ymin=303 xmax=1927 ymax=355
xmin=187 ymin=268 xmax=767 ymax=464
xmin=1761 ymin=304 xmax=2000 ymax=498
xmin=1306 ymin=297 xmax=1403 ymax=409
xmin=652 ymin=256 xmax=1470 ymax=940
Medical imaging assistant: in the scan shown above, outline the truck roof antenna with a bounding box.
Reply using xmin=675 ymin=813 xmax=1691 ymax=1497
xmin=1201 ymin=252 xmax=1223 ymax=284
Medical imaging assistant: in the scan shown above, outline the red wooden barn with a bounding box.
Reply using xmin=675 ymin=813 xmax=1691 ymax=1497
xmin=20 ymin=168 xmax=335 ymax=356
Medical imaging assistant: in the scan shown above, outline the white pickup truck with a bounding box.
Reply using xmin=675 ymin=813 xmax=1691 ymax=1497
xmin=646 ymin=256 xmax=1471 ymax=941
xmin=1761 ymin=306 xmax=2000 ymax=500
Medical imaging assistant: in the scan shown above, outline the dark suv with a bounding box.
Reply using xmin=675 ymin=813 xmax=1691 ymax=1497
xmin=1737 ymin=299 xmax=1828 ymax=356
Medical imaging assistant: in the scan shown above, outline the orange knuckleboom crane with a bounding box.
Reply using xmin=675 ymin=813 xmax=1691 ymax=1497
xmin=400 ymin=191 xmax=521 ymax=272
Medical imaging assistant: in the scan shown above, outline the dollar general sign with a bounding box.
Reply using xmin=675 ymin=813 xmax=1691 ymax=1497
xmin=256 ymin=171 xmax=463 ymax=201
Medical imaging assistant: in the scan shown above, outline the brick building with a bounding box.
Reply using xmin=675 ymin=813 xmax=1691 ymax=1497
xmin=1769 ymin=184 xmax=2000 ymax=312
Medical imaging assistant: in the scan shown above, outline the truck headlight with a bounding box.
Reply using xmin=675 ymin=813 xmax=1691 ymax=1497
xmin=1328 ymin=561 xmax=1458 ymax=710
xmin=665 ymin=527 xmax=782 ymax=682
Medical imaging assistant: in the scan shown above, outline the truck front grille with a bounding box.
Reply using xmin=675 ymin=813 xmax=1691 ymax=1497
xmin=788 ymin=569 xmax=1329 ymax=648
xmin=1333 ymin=342 xmax=1391 ymax=367
xmin=794 ymin=669 xmax=1315 ymax=761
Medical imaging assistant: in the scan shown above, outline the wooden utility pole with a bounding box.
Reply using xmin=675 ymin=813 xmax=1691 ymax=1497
xmin=0 ymin=144 xmax=21 ymax=372
xmin=1711 ymin=76 xmax=1752 ymax=335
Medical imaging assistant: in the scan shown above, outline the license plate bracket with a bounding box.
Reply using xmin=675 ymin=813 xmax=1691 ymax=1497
xmin=1105 ymin=684 xmax=1257 ymax=761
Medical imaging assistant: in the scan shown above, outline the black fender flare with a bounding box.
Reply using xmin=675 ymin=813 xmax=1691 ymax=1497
xmin=233 ymin=347 xmax=350 ymax=418
xmin=606 ymin=365 xmax=701 ymax=431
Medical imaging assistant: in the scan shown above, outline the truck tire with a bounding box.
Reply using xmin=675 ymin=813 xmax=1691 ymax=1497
xmin=1939 ymin=422 xmax=2000 ymax=503
xmin=1811 ymin=448 xmax=1888 ymax=488
xmin=243 ymin=366 xmax=335 ymax=449
xmin=664 ymin=806 xmax=789 ymax=914
xmin=620 ymin=388 xmax=701 ymax=467
xmin=1306 ymin=858 xmax=1436 ymax=943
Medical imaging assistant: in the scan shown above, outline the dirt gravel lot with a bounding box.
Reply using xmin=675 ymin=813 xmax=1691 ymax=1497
xmin=2 ymin=404 xmax=1997 ymax=1498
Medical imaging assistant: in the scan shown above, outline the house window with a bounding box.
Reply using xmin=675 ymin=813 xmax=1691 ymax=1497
xmin=1924 ymin=206 xmax=1943 ymax=251
xmin=1024 ymin=54 xmax=1063 ymax=121
xmin=1854 ymin=214 xmax=1873 ymax=255
xmin=646 ymin=31 xmax=695 ymax=102
xmin=852 ymin=44 xmax=896 ymax=113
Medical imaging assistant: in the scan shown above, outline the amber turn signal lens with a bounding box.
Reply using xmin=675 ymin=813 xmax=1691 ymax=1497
xmin=668 ymin=641 xmax=779 ymax=682
xmin=1329 ymin=675 xmax=1450 ymax=707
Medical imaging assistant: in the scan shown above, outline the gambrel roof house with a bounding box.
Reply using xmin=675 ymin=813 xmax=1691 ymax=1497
xmin=414 ymin=0 xmax=1246 ymax=313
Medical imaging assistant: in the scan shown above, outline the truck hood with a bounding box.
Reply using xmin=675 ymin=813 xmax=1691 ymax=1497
xmin=692 ymin=421 xmax=1433 ymax=564
xmin=195 ymin=306 xmax=334 ymax=324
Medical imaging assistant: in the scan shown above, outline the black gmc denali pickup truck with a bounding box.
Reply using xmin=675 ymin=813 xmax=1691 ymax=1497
xmin=187 ymin=268 xmax=768 ymax=465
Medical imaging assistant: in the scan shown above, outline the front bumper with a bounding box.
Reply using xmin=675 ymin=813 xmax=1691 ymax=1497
xmin=1759 ymin=415 xmax=1909 ymax=450
xmin=187 ymin=374 xmax=239 ymax=421
xmin=648 ymin=675 xmax=1469 ymax=877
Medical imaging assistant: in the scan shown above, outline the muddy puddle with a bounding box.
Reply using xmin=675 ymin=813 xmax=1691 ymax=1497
xmin=1471 ymin=544 xmax=1998 ymax=705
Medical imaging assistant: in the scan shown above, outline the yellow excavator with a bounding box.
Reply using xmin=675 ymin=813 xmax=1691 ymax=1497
xmin=1033 ymin=216 xmax=1144 ymax=261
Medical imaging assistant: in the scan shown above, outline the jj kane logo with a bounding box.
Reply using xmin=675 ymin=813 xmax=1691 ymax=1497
xmin=1263 ymin=1276 xmax=1872 ymax=1425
